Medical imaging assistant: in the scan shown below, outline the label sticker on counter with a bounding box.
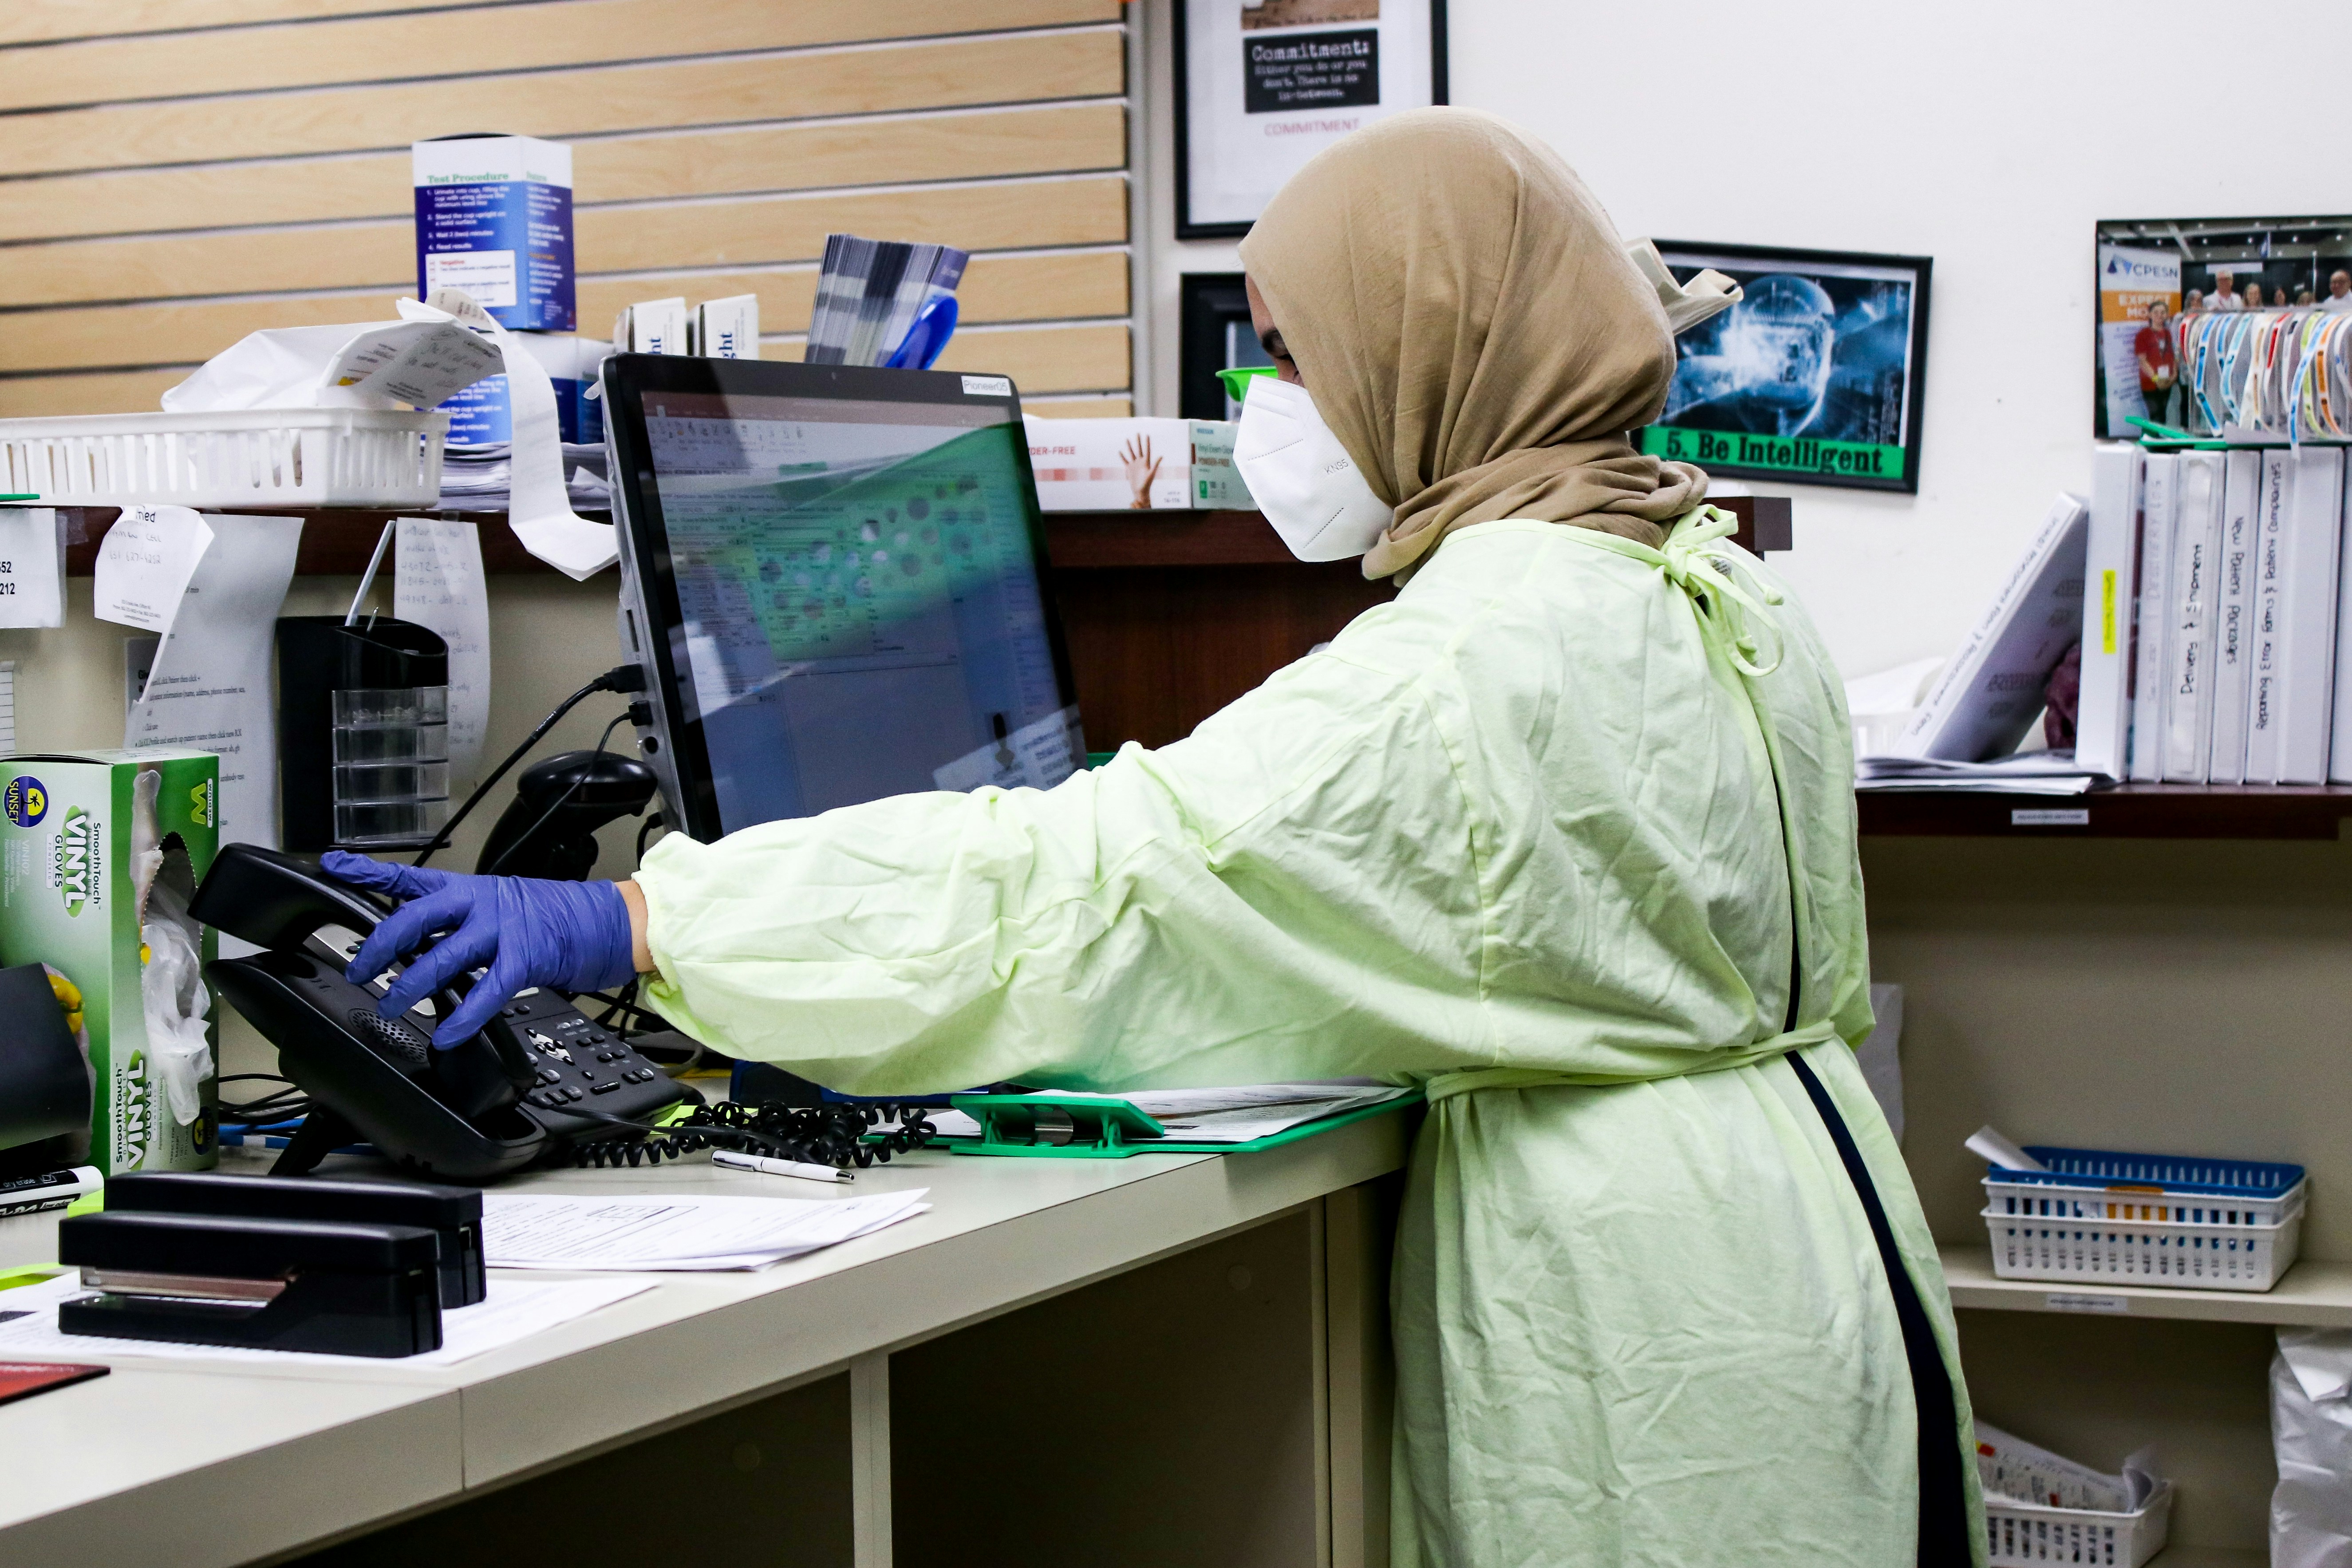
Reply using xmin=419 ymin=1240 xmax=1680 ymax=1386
xmin=2012 ymin=808 xmax=2091 ymax=827
xmin=2044 ymin=1292 xmax=2130 ymax=1314
xmin=962 ymin=375 xmax=1012 ymax=397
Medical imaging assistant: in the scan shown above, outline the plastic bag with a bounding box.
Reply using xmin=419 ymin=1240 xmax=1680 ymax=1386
xmin=2274 ymin=1328 xmax=2352 ymax=1565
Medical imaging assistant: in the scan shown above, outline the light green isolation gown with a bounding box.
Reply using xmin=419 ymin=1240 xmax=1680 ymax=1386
xmin=635 ymin=509 xmax=1985 ymax=1566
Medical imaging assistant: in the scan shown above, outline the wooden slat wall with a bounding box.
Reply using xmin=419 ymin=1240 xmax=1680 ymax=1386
xmin=0 ymin=0 xmax=1136 ymax=418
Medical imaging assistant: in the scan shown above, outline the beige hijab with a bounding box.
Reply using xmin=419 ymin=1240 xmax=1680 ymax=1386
xmin=1237 ymin=109 xmax=1706 ymax=580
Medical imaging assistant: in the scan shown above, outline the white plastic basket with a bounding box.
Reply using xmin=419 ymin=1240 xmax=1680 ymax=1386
xmin=1982 ymin=1206 xmax=2301 ymax=1291
xmin=1981 ymin=1143 xmax=2308 ymax=1292
xmin=0 ymin=408 xmax=448 ymax=507
xmin=1984 ymin=1481 xmax=2171 ymax=1567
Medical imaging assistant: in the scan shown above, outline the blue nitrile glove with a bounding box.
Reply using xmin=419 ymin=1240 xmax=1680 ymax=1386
xmin=321 ymin=852 xmax=637 ymax=1048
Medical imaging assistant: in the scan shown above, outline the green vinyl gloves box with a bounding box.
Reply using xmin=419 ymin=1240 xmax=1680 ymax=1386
xmin=1 ymin=750 xmax=220 ymax=1175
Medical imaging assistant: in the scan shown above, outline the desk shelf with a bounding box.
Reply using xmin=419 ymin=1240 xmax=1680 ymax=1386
xmin=1941 ymin=1244 xmax=2352 ymax=1327
xmin=1860 ymin=783 xmax=2352 ymax=840
xmin=51 ymin=494 xmax=1792 ymax=575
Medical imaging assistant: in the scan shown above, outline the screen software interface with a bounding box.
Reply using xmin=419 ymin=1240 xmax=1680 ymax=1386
xmin=643 ymin=389 xmax=1081 ymax=833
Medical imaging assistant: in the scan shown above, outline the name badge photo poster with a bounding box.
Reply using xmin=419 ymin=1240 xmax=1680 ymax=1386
xmin=1176 ymin=0 xmax=1448 ymax=239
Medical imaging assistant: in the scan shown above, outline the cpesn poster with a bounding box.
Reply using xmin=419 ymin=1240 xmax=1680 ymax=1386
xmin=1176 ymin=0 xmax=1446 ymax=239
xmin=2094 ymin=245 xmax=2181 ymax=438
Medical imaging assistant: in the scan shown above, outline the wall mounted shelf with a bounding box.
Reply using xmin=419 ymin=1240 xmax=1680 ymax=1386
xmin=1941 ymin=1244 xmax=2352 ymax=1328
xmin=47 ymin=494 xmax=1792 ymax=577
xmin=1860 ymin=784 xmax=2352 ymax=841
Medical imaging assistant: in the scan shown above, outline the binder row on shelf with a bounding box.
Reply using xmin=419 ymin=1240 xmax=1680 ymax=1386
xmin=2077 ymin=442 xmax=2352 ymax=785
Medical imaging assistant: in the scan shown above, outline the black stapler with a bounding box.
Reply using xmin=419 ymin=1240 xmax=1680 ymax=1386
xmin=56 ymin=1210 xmax=442 ymax=1358
xmin=103 ymin=1171 xmax=486 ymax=1308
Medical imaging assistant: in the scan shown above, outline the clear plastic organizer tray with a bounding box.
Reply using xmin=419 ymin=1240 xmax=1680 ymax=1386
xmin=1981 ymin=1144 xmax=2309 ymax=1293
xmin=1984 ymin=1482 xmax=2171 ymax=1568
xmin=0 ymin=408 xmax=448 ymax=508
xmin=334 ymin=798 xmax=450 ymax=848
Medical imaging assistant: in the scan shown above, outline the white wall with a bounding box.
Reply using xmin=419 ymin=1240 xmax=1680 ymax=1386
xmin=1143 ymin=0 xmax=2352 ymax=677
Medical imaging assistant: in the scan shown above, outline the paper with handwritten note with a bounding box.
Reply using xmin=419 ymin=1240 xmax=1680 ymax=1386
xmin=94 ymin=505 xmax=213 ymax=649
xmin=394 ymin=516 xmax=492 ymax=788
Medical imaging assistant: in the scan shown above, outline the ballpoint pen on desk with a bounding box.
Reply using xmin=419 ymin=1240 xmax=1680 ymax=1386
xmin=711 ymin=1149 xmax=853 ymax=1185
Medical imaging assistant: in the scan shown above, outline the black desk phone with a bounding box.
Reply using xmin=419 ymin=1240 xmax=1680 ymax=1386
xmin=191 ymin=845 xmax=691 ymax=1181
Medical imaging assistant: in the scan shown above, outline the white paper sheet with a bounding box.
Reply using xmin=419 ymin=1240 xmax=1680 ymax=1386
xmin=161 ymin=319 xmax=502 ymax=414
xmin=927 ymin=1083 xmax=1416 ymax=1145
xmin=0 ymin=1271 xmax=652 ymax=1368
xmin=0 ymin=508 xmax=63 ymax=629
xmin=1031 ymin=1085 xmax=1413 ymax=1143
xmin=122 ymin=514 xmax=303 ymax=848
xmin=418 ymin=292 xmax=618 ymax=579
xmin=483 ymin=1189 xmax=931 ymax=1272
xmin=394 ymin=516 xmax=491 ymax=789
xmin=94 ymin=505 xmax=213 ymax=641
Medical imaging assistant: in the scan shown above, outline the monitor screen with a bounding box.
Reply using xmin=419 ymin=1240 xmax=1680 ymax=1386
xmin=610 ymin=362 xmax=1082 ymax=839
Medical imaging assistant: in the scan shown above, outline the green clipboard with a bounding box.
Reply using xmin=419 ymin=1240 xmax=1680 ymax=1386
xmin=944 ymin=1090 xmax=1423 ymax=1158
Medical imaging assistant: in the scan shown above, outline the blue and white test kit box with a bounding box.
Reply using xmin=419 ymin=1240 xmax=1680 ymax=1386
xmin=436 ymin=334 xmax=607 ymax=446
xmin=413 ymin=135 xmax=575 ymax=332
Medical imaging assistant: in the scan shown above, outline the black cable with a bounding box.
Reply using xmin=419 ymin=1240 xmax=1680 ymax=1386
xmin=411 ymin=663 xmax=646 ymax=867
xmin=217 ymin=1074 xmax=312 ymax=1122
xmin=578 ymin=986 xmax=667 ymax=1032
xmin=634 ymin=810 xmax=663 ymax=864
xmin=478 ymin=712 xmax=627 ymax=877
xmin=556 ymin=1099 xmax=938 ymax=1171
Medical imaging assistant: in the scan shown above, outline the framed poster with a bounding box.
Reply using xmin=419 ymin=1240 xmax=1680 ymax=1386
xmin=1175 ymin=0 xmax=1447 ymax=240
xmin=2091 ymin=215 xmax=2352 ymax=438
xmin=1177 ymin=272 xmax=1275 ymax=418
xmin=1634 ymin=242 xmax=1932 ymax=494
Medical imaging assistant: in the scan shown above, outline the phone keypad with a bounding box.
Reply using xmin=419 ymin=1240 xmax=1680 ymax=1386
xmin=486 ymin=990 xmax=684 ymax=1128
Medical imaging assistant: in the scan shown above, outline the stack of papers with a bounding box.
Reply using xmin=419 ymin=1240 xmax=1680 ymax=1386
xmin=439 ymin=442 xmax=609 ymax=510
xmin=0 ymin=1272 xmax=650 ymax=1368
xmin=483 ymin=1189 xmax=929 ymax=1272
xmin=929 ymin=1083 xmax=1413 ymax=1144
xmin=1856 ymin=750 xmax=2105 ymax=794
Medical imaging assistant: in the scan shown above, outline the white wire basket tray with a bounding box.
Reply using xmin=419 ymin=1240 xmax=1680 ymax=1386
xmin=0 ymin=408 xmax=448 ymax=508
xmin=1984 ymin=1481 xmax=2171 ymax=1567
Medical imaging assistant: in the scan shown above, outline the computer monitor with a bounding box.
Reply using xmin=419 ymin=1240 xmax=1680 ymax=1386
xmin=604 ymin=355 xmax=1084 ymax=842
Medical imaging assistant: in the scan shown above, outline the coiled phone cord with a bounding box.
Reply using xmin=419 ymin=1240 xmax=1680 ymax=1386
xmin=557 ymin=1098 xmax=940 ymax=1171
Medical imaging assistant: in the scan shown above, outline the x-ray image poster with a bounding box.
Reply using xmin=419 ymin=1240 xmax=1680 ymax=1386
xmin=1638 ymin=243 xmax=1933 ymax=494
xmin=1175 ymin=0 xmax=1447 ymax=238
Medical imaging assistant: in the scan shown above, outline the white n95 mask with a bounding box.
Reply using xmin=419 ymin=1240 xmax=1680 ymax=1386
xmin=1231 ymin=377 xmax=1393 ymax=561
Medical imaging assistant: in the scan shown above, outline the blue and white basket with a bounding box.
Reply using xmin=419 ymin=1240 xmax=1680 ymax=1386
xmin=1982 ymin=1145 xmax=2308 ymax=1293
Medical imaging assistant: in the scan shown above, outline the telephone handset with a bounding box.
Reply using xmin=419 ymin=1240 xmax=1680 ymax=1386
xmin=192 ymin=845 xmax=690 ymax=1181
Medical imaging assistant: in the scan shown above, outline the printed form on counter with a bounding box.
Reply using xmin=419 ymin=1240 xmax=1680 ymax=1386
xmin=482 ymin=1189 xmax=931 ymax=1271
